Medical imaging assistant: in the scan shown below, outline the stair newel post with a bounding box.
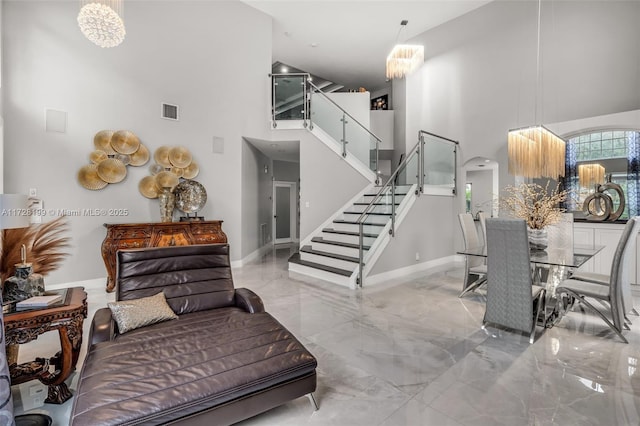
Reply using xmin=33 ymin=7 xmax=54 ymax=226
xmin=340 ymin=113 xmax=348 ymax=158
xmin=418 ymin=132 xmax=425 ymax=195
xmin=358 ymin=221 xmax=364 ymax=288
xmin=391 ymin=182 xmax=396 ymax=237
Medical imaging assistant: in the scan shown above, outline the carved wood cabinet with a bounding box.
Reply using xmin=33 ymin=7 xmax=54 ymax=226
xmin=102 ymin=221 xmax=227 ymax=292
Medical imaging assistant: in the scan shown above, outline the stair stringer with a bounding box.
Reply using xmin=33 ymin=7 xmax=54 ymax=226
xmin=308 ymin=124 xmax=377 ymax=183
xmin=347 ymin=184 xmax=419 ymax=287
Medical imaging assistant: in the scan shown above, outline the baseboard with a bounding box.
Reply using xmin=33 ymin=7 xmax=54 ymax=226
xmin=365 ymin=255 xmax=459 ymax=286
xmin=231 ymin=244 xmax=272 ymax=268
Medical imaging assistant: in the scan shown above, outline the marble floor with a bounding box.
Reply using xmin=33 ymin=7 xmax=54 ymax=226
xmin=11 ymin=245 xmax=640 ymax=425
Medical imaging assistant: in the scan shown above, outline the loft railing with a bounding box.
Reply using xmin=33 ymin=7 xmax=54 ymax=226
xmin=355 ymin=130 xmax=458 ymax=287
xmin=271 ymin=73 xmax=381 ymax=179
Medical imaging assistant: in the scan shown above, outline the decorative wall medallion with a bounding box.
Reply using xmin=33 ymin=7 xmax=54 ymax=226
xmin=78 ymin=130 xmax=149 ymax=190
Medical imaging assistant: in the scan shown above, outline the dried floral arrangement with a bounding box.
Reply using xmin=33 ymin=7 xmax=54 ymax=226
xmin=0 ymin=216 xmax=70 ymax=283
xmin=500 ymin=182 xmax=568 ymax=230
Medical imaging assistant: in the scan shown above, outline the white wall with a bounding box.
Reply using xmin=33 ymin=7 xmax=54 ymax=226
xmin=2 ymin=1 xmax=272 ymax=283
xmin=296 ymin=130 xmax=369 ymax=239
xmin=273 ymin=160 xmax=300 ymax=239
xmin=241 ymin=140 xmax=273 ymax=257
xmin=390 ymin=0 xmax=640 ymax=265
xmin=370 ymin=110 xmax=394 ymax=150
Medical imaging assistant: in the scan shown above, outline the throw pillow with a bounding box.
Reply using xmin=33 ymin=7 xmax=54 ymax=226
xmin=108 ymin=292 xmax=178 ymax=334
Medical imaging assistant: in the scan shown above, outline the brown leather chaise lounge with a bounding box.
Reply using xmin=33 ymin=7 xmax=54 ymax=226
xmin=70 ymin=244 xmax=318 ymax=425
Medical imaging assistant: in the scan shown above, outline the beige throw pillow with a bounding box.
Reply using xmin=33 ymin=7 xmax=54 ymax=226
xmin=108 ymin=292 xmax=178 ymax=334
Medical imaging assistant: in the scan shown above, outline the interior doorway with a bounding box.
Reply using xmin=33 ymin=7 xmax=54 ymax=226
xmin=273 ymin=181 xmax=297 ymax=244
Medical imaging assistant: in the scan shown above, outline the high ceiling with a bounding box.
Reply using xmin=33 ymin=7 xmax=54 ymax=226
xmin=244 ymin=0 xmax=492 ymax=92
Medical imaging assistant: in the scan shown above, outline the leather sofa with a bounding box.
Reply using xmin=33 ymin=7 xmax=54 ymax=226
xmin=69 ymin=244 xmax=318 ymax=425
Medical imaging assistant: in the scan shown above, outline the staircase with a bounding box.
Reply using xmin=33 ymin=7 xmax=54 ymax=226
xmin=289 ymin=183 xmax=416 ymax=287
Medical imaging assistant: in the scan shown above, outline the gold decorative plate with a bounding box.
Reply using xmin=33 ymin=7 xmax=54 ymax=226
xmin=89 ymin=150 xmax=108 ymax=164
xmin=94 ymin=130 xmax=116 ymax=155
xmin=139 ymin=175 xmax=160 ymax=199
xmin=130 ymin=145 xmax=150 ymax=167
xmin=169 ymin=146 xmax=192 ymax=168
xmin=171 ymin=167 xmax=184 ymax=178
xmin=78 ymin=164 xmax=108 ymax=190
xmin=155 ymin=170 xmax=179 ymax=190
xmin=111 ymin=130 xmax=141 ymax=155
xmin=154 ymin=146 xmax=172 ymax=168
xmin=183 ymin=161 xmax=199 ymax=179
xmin=97 ymin=158 xmax=127 ymax=183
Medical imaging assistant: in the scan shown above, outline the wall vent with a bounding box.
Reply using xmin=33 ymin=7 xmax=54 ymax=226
xmin=161 ymin=103 xmax=179 ymax=121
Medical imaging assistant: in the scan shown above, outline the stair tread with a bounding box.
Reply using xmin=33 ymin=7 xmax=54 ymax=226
xmin=289 ymin=253 xmax=353 ymax=277
xmin=364 ymin=191 xmax=409 ymax=197
xmin=322 ymin=228 xmax=379 ymax=238
xmin=300 ymin=245 xmax=360 ymax=263
xmin=353 ymin=202 xmax=401 ymax=206
xmin=311 ymin=237 xmax=371 ymax=251
xmin=344 ymin=211 xmax=391 ymax=216
xmin=333 ymin=219 xmax=386 ymax=227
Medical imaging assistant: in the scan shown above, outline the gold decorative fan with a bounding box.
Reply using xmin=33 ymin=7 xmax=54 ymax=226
xmin=111 ymin=130 xmax=141 ymax=155
xmin=97 ymin=158 xmax=127 ymax=184
xmin=93 ymin=130 xmax=116 ymax=155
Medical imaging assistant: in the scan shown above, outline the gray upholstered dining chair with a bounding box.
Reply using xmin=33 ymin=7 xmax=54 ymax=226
xmin=458 ymin=213 xmax=487 ymax=298
xmin=556 ymin=217 xmax=636 ymax=343
xmin=477 ymin=211 xmax=488 ymax=255
xmin=570 ymin=216 xmax=640 ymax=324
xmin=482 ymin=218 xmax=546 ymax=344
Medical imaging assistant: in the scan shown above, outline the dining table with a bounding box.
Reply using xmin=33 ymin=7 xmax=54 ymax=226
xmin=457 ymin=243 xmax=605 ymax=327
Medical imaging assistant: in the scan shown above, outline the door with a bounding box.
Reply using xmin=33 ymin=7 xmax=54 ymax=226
xmin=273 ymin=181 xmax=297 ymax=244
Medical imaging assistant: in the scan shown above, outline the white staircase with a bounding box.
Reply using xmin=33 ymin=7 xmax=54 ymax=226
xmin=289 ymin=183 xmax=416 ymax=287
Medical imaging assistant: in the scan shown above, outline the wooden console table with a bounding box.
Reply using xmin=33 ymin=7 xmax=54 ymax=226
xmin=102 ymin=221 xmax=227 ymax=292
xmin=4 ymin=287 xmax=87 ymax=404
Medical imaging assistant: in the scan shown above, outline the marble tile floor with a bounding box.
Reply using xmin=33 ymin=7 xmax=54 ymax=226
xmin=11 ymin=245 xmax=640 ymax=425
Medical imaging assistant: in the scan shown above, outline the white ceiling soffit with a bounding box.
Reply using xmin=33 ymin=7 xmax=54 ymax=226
xmin=245 ymin=137 xmax=300 ymax=163
xmin=245 ymin=0 xmax=492 ymax=92
xmin=464 ymin=156 xmax=499 ymax=171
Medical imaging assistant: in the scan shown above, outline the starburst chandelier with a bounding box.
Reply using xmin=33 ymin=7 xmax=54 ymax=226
xmin=77 ymin=0 xmax=126 ymax=48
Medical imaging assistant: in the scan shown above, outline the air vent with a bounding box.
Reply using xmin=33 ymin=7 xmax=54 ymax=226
xmin=161 ymin=103 xmax=179 ymax=121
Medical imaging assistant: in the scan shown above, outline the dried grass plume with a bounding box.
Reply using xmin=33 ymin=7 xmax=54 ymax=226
xmin=0 ymin=216 xmax=70 ymax=283
xmin=500 ymin=182 xmax=568 ymax=229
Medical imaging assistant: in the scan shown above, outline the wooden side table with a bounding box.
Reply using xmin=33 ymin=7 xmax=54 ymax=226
xmin=4 ymin=287 xmax=88 ymax=404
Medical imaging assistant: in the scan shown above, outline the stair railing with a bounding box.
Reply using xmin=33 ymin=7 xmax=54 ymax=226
xmin=355 ymin=130 xmax=458 ymax=287
xmin=271 ymin=73 xmax=381 ymax=180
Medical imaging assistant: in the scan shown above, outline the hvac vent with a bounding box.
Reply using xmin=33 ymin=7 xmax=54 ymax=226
xmin=161 ymin=103 xmax=179 ymax=121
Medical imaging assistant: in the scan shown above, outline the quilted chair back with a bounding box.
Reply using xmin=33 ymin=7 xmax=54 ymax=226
xmin=116 ymin=244 xmax=234 ymax=315
xmin=485 ymin=218 xmax=534 ymax=334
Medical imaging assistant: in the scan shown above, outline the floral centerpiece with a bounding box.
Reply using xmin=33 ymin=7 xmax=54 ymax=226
xmin=500 ymin=182 xmax=568 ymax=249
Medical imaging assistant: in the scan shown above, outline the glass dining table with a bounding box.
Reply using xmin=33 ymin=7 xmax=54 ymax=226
xmin=457 ymin=244 xmax=605 ymax=327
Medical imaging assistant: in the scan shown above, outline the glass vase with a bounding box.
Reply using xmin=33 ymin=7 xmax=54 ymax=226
xmin=528 ymin=227 xmax=548 ymax=251
xmin=158 ymin=188 xmax=175 ymax=223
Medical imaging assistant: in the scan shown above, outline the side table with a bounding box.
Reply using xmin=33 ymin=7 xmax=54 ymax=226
xmin=4 ymin=287 xmax=88 ymax=404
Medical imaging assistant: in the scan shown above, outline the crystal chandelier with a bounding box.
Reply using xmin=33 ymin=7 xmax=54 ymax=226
xmin=386 ymin=20 xmax=424 ymax=80
xmin=507 ymin=0 xmax=566 ymax=179
xmin=77 ymin=0 xmax=126 ymax=48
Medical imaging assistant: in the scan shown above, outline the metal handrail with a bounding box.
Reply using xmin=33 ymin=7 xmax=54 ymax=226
xmin=355 ymin=130 xmax=459 ymax=287
xmin=307 ymin=80 xmax=383 ymax=146
xmin=271 ymin=73 xmax=310 ymax=126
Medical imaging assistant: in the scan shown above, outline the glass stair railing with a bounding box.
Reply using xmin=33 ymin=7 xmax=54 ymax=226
xmin=271 ymin=73 xmax=381 ymax=181
xmin=355 ymin=131 xmax=459 ymax=287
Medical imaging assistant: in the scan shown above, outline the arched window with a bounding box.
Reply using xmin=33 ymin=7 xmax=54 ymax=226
xmin=563 ymin=129 xmax=640 ymax=219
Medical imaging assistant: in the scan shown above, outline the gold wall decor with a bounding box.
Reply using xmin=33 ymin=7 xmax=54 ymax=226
xmin=77 ymin=130 xmax=150 ymax=190
xmin=140 ymin=146 xmax=202 ymax=222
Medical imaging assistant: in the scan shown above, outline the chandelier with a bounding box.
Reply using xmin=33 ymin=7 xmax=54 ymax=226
xmin=508 ymin=125 xmax=566 ymax=178
xmin=386 ymin=21 xmax=424 ymax=80
xmin=77 ymin=0 xmax=126 ymax=48
xmin=578 ymin=163 xmax=605 ymax=189
xmin=507 ymin=0 xmax=566 ymax=179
